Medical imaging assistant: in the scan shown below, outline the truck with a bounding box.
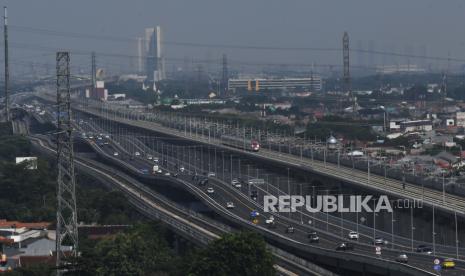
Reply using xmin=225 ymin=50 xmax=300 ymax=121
xmin=152 ymin=165 xmax=161 ymax=174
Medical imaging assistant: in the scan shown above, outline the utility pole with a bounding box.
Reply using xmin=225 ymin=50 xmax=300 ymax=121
xmin=3 ymin=6 xmax=10 ymax=122
xmin=56 ymin=52 xmax=78 ymax=273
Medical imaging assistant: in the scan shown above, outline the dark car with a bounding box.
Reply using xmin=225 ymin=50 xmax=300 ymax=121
xmin=415 ymin=245 xmax=432 ymax=254
xmin=395 ymin=253 xmax=408 ymax=263
xmin=336 ymin=242 xmax=354 ymax=251
xmin=308 ymin=231 xmax=319 ymax=243
xmin=285 ymin=226 xmax=295 ymax=234
xmin=373 ymin=237 xmax=387 ymax=246
xmin=251 ymin=190 xmax=258 ymax=200
xmin=198 ymin=178 xmax=208 ymax=186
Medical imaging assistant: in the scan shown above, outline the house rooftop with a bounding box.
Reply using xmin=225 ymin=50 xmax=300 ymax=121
xmin=0 ymin=220 xmax=52 ymax=230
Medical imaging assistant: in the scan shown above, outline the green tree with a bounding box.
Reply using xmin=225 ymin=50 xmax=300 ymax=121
xmin=80 ymin=223 xmax=174 ymax=276
xmin=187 ymin=232 xmax=275 ymax=276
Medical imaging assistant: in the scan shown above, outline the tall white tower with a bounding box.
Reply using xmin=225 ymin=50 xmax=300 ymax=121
xmin=144 ymin=26 xmax=165 ymax=82
xmin=137 ymin=37 xmax=143 ymax=74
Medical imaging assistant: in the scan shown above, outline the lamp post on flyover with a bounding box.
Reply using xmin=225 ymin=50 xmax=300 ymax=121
xmin=410 ymin=206 xmax=414 ymax=252
xmin=372 ymin=198 xmax=376 ymax=243
xmin=432 ymin=204 xmax=436 ymax=256
xmin=326 ymin=189 xmax=329 ymax=232
xmin=455 ymin=211 xmax=459 ymax=259
xmin=442 ymin=172 xmax=446 ymax=204
xmin=299 ymin=183 xmax=303 ymax=224
xmin=391 ymin=202 xmax=396 ymax=250
xmin=287 ymin=168 xmax=291 ymax=219
xmin=230 ymin=154 xmax=233 ymax=183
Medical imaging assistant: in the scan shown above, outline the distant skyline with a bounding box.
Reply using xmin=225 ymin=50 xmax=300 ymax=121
xmin=3 ymin=0 xmax=465 ymax=76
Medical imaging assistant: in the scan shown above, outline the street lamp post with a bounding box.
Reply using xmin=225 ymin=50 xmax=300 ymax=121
xmin=455 ymin=211 xmax=459 ymax=259
xmin=287 ymin=168 xmax=291 ymax=219
xmin=411 ymin=207 xmax=414 ymax=252
xmin=432 ymin=204 xmax=436 ymax=256
xmin=391 ymin=203 xmax=395 ymax=250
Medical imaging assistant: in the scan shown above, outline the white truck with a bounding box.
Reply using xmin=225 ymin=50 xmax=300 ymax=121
xmin=152 ymin=165 xmax=161 ymax=174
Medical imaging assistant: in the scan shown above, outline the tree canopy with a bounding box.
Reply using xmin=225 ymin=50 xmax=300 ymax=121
xmin=187 ymin=231 xmax=275 ymax=276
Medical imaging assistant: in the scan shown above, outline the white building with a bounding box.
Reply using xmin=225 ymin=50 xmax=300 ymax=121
xmin=400 ymin=120 xmax=433 ymax=133
xmin=228 ymin=77 xmax=322 ymax=92
xmin=456 ymin=112 xmax=465 ymax=127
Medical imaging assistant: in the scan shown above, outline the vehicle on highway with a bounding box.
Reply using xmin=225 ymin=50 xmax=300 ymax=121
xmin=226 ymin=202 xmax=235 ymax=209
xmin=147 ymin=155 xmax=153 ymax=160
xmin=265 ymin=215 xmax=275 ymax=224
xmin=172 ymin=173 xmax=178 ymax=178
xmin=152 ymin=165 xmax=160 ymax=174
xmin=395 ymin=253 xmax=408 ymax=263
xmin=348 ymin=231 xmax=359 ymax=240
xmin=164 ymin=172 xmax=171 ymax=176
xmin=153 ymin=157 xmax=159 ymax=163
xmin=442 ymin=258 xmax=456 ymax=269
xmin=206 ymin=187 xmax=214 ymax=194
xmin=285 ymin=226 xmax=295 ymax=234
xmin=198 ymin=178 xmax=208 ymax=186
xmin=308 ymin=231 xmax=319 ymax=243
xmin=134 ymin=151 xmax=141 ymax=156
xmin=250 ymin=190 xmax=258 ymax=200
xmin=179 ymin=166 xmax=185 ymax=172
xmin=415 ymin=245 xmax=432 ymax=254
xmin=113 ymin=152 xmax=119 ymax=156
xmin=220 ymin=135 xmax=260 ymax=152
xmin=347 ymin=150 xmax=364 ymax=157
xmin=336 ymin=242 xmax=354 ymax=251
xmin=231 ymin=178 xmax=241 ymax=188
xmin=140 ymin=168 xmax=149 ymax=174
xmin=373 ymin=237 xmax=388 ymax=245
xmin=207 ymin=172 xmax=215 ymax=177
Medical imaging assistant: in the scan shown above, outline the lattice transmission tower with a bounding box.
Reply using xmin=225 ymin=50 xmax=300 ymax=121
xmin=343 ymin=31 xmax=356 ymax=114
xmin=55 ymin=52 xmax=78 ymax=272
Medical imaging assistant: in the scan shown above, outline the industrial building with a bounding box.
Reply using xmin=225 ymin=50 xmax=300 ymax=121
xmin=85 ymin=81 xmax=108 ymax=101
xmin=228 ymin=76 xmax=322 ymax=92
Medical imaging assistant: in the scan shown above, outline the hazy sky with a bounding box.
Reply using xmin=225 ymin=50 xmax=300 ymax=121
xmin=4 ymin=0 xmax=465 ymax=75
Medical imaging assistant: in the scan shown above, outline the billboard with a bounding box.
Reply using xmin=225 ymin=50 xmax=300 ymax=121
xmin=15 ymin=157 xmax=38 ymax=170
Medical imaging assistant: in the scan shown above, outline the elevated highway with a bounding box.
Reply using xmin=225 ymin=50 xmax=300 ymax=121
xmin=29 ymin=134 xmax=331 ymax=276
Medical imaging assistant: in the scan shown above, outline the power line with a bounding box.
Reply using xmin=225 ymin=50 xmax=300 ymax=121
xmin=8 ymin=24 xmax=465 ymax=63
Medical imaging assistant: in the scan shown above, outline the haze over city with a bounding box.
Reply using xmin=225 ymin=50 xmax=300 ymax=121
xmin=4 ymin=0 xmax=465 ymax=75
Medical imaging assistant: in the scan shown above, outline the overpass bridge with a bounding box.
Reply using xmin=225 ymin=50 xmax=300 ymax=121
xmin=29 ymin=134 xmax=331 ymax=276
xmin=56 ymin=95 xmax=465 ymax=217
xmin=18 ymin=102 xmax=443 ymax=275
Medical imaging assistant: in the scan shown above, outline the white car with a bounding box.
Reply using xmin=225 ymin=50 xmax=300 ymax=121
xmin=179 ymin=166 xmax=185 ymax=172
xmin=348 ymin=231 xmax=359 ymax=240
xmin=206 ymin=187 xmax=214 ymax=194
xmin=153 ymin=157 xmax=159 ymax=163
xmin=265 ymin=216 xmax=275 ymax=224
xmin=147 ymin=155 xmax=153 ymax=160
xmin=134 ymin=151 xmax=141 ymax=156
xmin=113 ymin=152 xmax=119 ymax=156
xmin=231 ymin=179 xmax=241 ymax=188
xmin=226 ymin=202 xmax=235 ymax=209
xmin=164 ymin=172 xmax=171 ymax=176
xmin=207 ymin=172 xmax=215 ymax=177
